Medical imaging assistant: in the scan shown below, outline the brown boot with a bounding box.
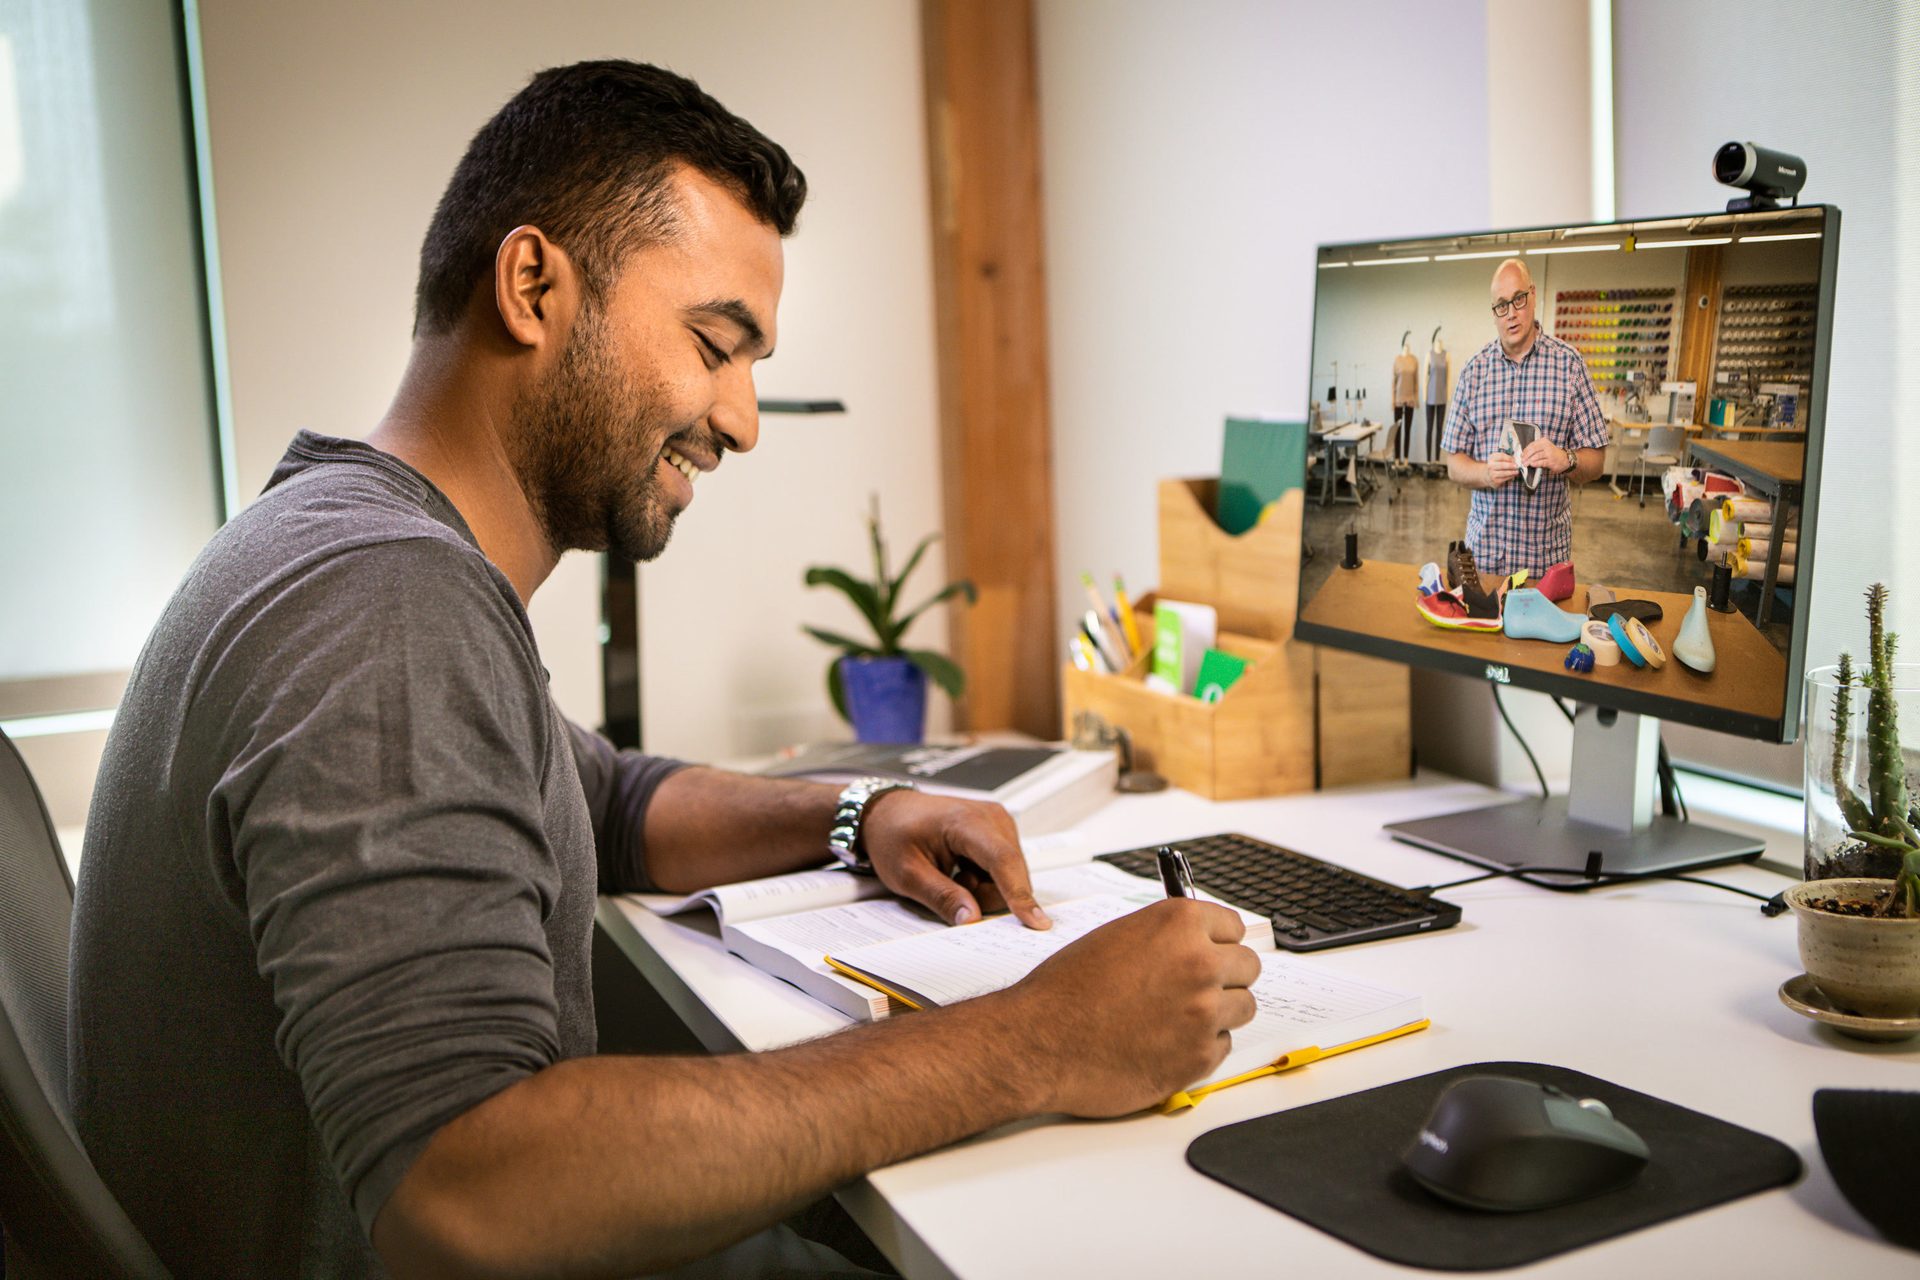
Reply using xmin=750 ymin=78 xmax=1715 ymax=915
xmin=1447 ymin=542 xmax=1486 ymax=599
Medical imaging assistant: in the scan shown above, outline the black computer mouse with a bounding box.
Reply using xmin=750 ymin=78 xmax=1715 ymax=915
xmin=1401 ymin=1075 xmax=1651 ymax=1212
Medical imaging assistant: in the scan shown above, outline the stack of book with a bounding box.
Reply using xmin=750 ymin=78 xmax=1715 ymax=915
xmin=761 ymin=741 xmax=1117 ymax=836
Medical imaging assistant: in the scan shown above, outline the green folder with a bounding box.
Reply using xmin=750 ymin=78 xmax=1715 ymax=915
xmin=1217 ymin=418 xmax=1306 ymax=535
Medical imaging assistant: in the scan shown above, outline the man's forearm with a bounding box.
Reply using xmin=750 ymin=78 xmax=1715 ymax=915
xmin=1446 ymin=452 xmax=1491 ymax=489
xmin=374 ymin=992 xmax=1041 ymax=1279
xmin=641 ymin=765 xmax=840 ymax=891
xmin=1567 ymin=447 xmax=1604 ymax=485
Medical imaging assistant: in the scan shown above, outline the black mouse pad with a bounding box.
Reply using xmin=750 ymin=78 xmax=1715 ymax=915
xmin=1186 ymin=1061 xmax=1801 ymax=1271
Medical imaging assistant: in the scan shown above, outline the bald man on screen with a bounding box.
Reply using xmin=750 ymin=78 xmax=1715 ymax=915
xmin=1442 ymin=258 xmax=1609 ymax=578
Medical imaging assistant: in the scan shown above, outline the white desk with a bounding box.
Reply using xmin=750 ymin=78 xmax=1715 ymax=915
xmin=595 ymin=773 xmax=1918 ymax=1278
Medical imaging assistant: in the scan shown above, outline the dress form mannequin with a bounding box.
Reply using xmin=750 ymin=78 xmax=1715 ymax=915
xmin=1425 ymin=328 xmax=1449 ymax=469
xmin=1391 ymin=330 xmax=1418 ymax=463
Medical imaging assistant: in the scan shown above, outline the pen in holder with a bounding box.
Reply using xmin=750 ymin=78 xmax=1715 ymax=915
xmin=1059 ymin=476 xmax=1410 ymax=800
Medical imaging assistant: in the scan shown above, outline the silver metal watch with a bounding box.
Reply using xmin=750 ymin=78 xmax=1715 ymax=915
xmin=827 ymin=776 xmax=916 ymax=874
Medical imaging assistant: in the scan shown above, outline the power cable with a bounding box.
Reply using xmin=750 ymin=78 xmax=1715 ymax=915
xmin=1417 ymin=861 xmax=1781 ymax=911
xmin=1490 ymin=684 xmax=1548 ymax=800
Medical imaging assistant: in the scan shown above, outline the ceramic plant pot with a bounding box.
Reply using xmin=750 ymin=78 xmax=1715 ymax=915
xmin=838 ymin=654 xmax=928 ymax=744
xmin=1787 ymin=879 xmax=1920 ymax=1020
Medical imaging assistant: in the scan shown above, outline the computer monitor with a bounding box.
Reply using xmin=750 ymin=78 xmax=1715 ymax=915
xmin=1294 ymin=205 xmax=1839 ymax=879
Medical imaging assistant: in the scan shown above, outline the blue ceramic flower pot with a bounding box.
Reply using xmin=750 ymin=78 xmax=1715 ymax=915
xmin=839 ymin=655 xmax=927 ymax=744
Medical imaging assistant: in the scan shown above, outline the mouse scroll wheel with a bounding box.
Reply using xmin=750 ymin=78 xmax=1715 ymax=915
xmin=1576 ymin=1098 xmax=1615 ymax=1119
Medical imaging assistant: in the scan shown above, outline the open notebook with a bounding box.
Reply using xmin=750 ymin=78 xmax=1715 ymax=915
xmin=825 ymin=895 xmax=1427 ymax=1111
xmin=636 ymin=837 xmax=1241 ymax=1023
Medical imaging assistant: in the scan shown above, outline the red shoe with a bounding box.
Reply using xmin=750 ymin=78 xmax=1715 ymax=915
xmin=1416 ymin=589 xmax=1502 ymax=632
xmin=1537 ymin=561 xmax=1575 ymax=603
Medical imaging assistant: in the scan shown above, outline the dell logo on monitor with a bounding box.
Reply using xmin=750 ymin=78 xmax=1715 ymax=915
xmin=1484 ymin=664 xmax=1511 ymax=684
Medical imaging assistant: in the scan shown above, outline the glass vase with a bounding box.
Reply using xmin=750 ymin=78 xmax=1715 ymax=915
xmin=1803 ymin=663 xmax=1920 ymax=880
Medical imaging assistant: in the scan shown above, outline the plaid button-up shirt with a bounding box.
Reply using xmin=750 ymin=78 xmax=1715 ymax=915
xmin=1441 ymin=325 xmax=1607 ymax=576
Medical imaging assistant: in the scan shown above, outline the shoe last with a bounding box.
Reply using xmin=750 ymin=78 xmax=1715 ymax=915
xmin=1503 ymin=588 xmax=1584 ymax=643
xmin=1674 ymin=586 xmax=1717 ymax=674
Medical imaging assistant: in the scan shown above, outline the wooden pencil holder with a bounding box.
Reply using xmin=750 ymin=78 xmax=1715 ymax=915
xmin=1061 ymin=477 xmax=1410 ymax=799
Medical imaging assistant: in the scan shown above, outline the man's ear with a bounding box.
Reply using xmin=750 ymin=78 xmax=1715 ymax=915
xmin=493 ymin=225 xmax=577 ymax=348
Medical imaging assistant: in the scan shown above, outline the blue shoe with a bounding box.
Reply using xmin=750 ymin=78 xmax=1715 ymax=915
xmin=1503 ymin=587 xmax=1584 ymax=643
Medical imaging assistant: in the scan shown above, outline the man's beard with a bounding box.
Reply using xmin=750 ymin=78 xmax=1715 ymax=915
xmin=511 ymin=308 xmax=687 ymax=563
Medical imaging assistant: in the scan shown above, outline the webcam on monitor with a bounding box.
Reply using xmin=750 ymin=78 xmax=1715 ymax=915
xmin=1714 ymin=141 xmax=1807 ymax=212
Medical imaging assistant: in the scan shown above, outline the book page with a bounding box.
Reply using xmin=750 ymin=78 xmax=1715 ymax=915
xmin=1020 ymin=830 xmax=1091 ymax=872
xmin=831 ymin=898 xmax=1412 ymax=1072
xmin=730 ymin=869 xmax=1151 ymax=988
xmin=729 ymin=898 xmax=947 ymax=977
xmin=634 ymin=833 xmax=1092 ymax=925
xmin=1030 ymin=859 xmax=1160 ymax=902
xmin=830 ymin=895 xmax=1154 ymax=1006
xmin=641 ymin=866 xmax=886 ymax=924
xmin=1206 ymin=954 xmax=1423 ymax=1085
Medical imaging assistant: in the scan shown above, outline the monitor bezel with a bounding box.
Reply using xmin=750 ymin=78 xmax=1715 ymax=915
xmin=1292 ymin=204 xmax=1840 ymax=745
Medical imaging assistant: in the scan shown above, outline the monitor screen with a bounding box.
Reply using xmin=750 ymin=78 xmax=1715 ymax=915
xmin=1294 ymin=206 xmax=1837 ymax=744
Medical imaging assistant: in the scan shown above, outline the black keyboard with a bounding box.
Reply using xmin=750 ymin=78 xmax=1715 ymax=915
xmin=1096 ymin=832 xmax=1462 ymax=952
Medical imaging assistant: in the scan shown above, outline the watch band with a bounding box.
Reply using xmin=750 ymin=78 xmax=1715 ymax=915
xmin=827 ymin=777 xmax=916 ymax=874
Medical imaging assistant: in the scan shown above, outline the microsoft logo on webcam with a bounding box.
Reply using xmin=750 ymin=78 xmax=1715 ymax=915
xmin=1484 ymin=664 xmax=1512 ymax=684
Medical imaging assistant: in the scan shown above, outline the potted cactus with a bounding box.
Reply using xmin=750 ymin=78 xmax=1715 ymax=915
xmin=1787 ymin=583 xmax=1920 ymax=1026
xmin=1804 ymin=584 xmax=1920 ymax=879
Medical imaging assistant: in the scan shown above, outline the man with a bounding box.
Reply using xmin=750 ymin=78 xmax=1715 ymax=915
xmin=70 ymin=62 xmax=1259 ymax=1279
xmin=1442 ymin=258 xmax=1608 ymax=579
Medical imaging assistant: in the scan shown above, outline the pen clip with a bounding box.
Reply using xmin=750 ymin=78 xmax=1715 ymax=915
xmin=1156 ymin=845 xmax=1196 ymax=899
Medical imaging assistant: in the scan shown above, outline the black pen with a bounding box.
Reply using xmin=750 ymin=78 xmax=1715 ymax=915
xmin=1156 ymin=845 xmax=1196 ymax=899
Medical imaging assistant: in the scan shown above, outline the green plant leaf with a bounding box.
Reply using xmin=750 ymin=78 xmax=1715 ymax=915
xmin=801 ymin=625 xmax=879 ymax=656
xmin=803 ymin=566 xmax=889 ymax=641
xmin=905 ymin=648 xmax=966 ymax=699
xmin=826 ymin=658 xmax=850 ymax=723
xmin=867 ymin=495 xmax=890 ymax=599
xmin=892 ymin=579 xmax=978 ymax=641
xmin=890 ymin=533 xmax=940 ymax=601
xmin=1847 ymin=829 xmax=1915 ymax=850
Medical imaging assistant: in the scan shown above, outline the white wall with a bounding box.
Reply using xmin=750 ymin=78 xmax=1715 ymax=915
xmin=194 ymin=0 xmax=950 ymax=765
xmin=1034 ymin=0 xmax=1495 ymax=650
xmin=1036 ymin=0 xmax=1612 ymax=793
xmin=1614 ymin=0 xmax=1918 ymax=677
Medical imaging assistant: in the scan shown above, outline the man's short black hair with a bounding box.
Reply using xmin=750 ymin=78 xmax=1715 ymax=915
xmin=414 ymin=60 xmax=806 ymax=334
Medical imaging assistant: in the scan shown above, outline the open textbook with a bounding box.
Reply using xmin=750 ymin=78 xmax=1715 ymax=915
xmin=638 ymin=835 xmax=1267 ymax=1023
xmin=824 ymin=896 xmax=1426 ymax=1111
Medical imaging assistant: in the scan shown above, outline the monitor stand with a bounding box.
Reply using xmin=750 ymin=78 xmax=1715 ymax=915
xmin=1386 ymin=705 xmax=1764 ymax=883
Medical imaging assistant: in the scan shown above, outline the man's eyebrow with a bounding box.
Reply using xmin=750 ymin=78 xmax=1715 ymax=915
xmin=689 ymin=299 xmax=772 ymax=357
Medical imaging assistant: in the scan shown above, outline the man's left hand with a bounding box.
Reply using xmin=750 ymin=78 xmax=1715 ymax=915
xmin=1519 ymin=438 xmax=1571 ymax=475
xmin=861 ymin=790 xmax=1051 ymax=930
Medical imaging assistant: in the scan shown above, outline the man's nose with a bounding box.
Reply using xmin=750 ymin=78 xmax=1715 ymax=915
xmin=710 ymin=372 xmax=760 ymax=454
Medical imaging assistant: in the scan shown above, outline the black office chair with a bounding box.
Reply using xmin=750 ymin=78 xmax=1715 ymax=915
xmin=0 ymin=728 xmax=170 ymax=1278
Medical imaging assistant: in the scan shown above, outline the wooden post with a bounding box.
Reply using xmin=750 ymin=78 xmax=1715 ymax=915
xmin=922 ymin=0 xmax=1059 ymax=737
xmin=1676 ymin=245 xmax=1725 ymax=424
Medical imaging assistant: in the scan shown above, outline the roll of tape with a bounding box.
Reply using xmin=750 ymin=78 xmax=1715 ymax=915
xmin=1608 ymin=613 xmax=1646 ymax=668
xmin=1626 ymin=616 xmax=1667 ymax=669
xmin=1584 ymin=620 xmax=1622 ymax=666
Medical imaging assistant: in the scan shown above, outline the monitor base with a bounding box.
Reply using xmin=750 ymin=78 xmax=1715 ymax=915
xmin=1387 ymin=796 xmax=1764 ymax=886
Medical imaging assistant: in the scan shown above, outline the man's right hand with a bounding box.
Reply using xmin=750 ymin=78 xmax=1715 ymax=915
xmin=999 ymin=899 xmax=1261 ymax=1117
xmin=1485 ymin=451 xmax=1520 ymax=487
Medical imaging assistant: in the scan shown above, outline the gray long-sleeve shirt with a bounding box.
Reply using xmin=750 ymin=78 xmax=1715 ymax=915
xmin=70 ymin=432 xmax=683 ymax=1277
